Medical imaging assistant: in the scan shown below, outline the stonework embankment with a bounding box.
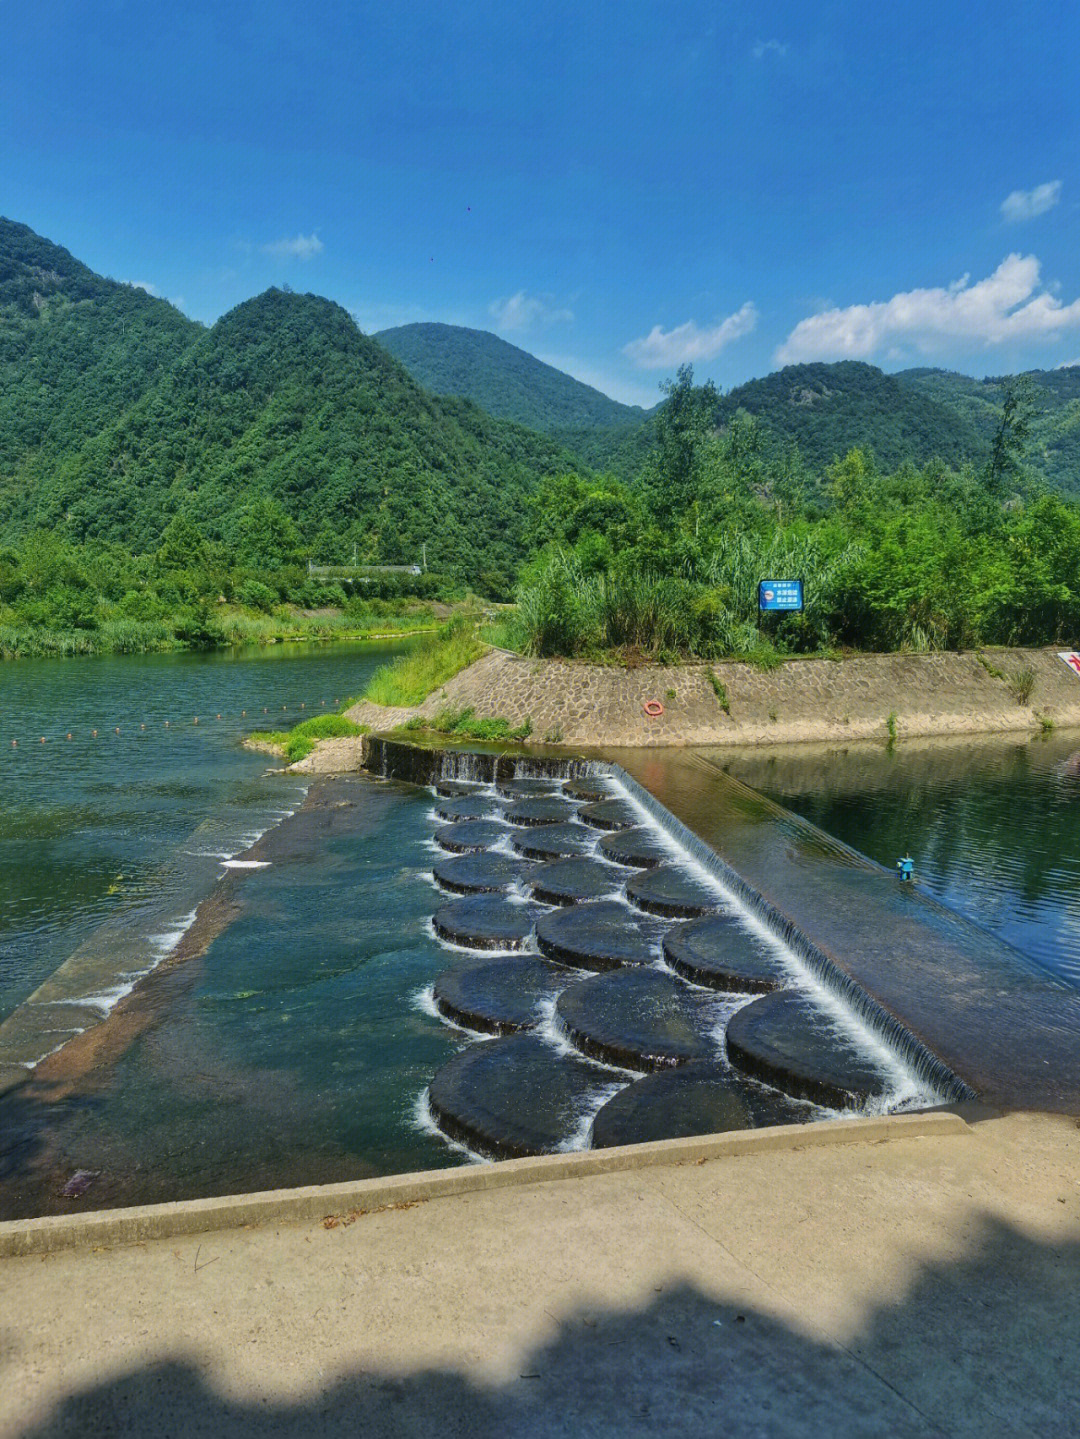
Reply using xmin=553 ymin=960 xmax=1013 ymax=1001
xmin=294 ymin=645 xmax=1080 ymax=768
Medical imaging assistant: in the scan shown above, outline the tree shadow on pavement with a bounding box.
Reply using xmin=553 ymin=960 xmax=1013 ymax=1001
xmin=8 ymin=1214 xmax=1080 ymax=1438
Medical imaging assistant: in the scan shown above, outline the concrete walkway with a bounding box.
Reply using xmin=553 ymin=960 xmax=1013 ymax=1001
xmin=3 ymin=1111 xmax=1079 ymax=1437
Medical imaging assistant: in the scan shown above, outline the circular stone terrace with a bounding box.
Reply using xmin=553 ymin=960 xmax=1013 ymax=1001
xmin=413 ymin=767 xmax=905 ymax=1157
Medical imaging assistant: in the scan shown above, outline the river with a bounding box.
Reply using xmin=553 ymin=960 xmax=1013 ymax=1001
xmin=719 ymin=731 xmax=1080 ymax=988
xmin=0 ymin=640 xmax=409 ymax=1029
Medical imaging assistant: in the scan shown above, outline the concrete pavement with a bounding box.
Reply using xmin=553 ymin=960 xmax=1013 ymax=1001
xmin=2 ymin=1110 xmax=1079 ymax=1437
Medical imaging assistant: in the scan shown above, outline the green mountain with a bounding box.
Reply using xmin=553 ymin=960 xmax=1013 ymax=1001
xmin=895 ymin=366 xmax=1080 ymax=493
xmin=715 ymin=361 xmax=987 ymax=473
xmin=0 ymin=218 xmax=200 ymax=480
xmin=0 ymin=223 xmax=577 ymax=585
xmin=374 ymin=322 xmax=650 ymax=430
xmin=374 ymin=322 xmax=653 ymax=472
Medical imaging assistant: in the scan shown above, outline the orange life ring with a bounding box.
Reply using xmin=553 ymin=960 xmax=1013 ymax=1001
xmin=642 ymin=700 xmax=665 ymax=717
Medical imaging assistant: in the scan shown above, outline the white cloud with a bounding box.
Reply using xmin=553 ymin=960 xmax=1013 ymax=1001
xmin=124 ymin=280 xmax=159 ymax=295
xmin=1058 ymin=358 xmax=1080 ymax=370
xmin=752 ymin=39 xmax=787 ymax=58
xmin=1001 ymin=180 xmax=1062 ymax=223
xmin=488 ymin=290 xmax=574 ymax=332
xmin=775 ymin=254 xmax=1080 ymax=365
xmin=261 ymin=233 xmax=324 ymax=260
xmin=534 ymin=352 xmax=662 ymax=409
xmin=622 ymin=302 xmax=758 ymax=369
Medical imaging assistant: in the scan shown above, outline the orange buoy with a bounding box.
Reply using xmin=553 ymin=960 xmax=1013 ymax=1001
xmin=642 ymin=700 xmax=665 ymax=718
xmin=114 ymin=727 xmax=120 ymax=734
xmin=67 ymin=733 xmax=73 ymax=741
xmin=40 ymin=736 xmax=46 ymax=744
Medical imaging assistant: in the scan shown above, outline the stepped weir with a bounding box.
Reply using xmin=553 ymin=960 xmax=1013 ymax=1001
xmin=363 ymin=733 xmax=1067 ymax=1162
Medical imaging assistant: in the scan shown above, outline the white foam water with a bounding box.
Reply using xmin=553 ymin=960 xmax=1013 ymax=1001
xmin=605 ymin=773 xmax=932 ymax=1108
xmin=411 ymin=1088 xmax=485 ymax=1164
xmin=555 ymin=1080 xmax=630 ymax=1153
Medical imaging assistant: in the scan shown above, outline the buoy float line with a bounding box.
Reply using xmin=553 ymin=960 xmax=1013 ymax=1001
xmin=5 ymin=688 xmax=353 ymax=752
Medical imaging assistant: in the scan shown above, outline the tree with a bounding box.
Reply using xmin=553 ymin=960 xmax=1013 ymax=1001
xmin=234 ymin=496 xmax=303 ymax=571
xmin=985 ymin=376 xmax=1038 ymax=499
xmin=156 ymin=514 xmax=209 ymax=570
xmin=640 ymin=365 xmax=722 ymax=524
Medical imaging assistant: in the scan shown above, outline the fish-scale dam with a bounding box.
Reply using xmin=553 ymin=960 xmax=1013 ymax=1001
xmin=366 ymin=737 xmax=976 ymax=1162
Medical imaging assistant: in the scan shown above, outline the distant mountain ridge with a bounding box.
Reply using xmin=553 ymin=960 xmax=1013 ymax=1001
xmin=895 ymin=366 xmax=1080 ymax=492
xmin=715 ymin=360 xmax=986 ymax=473
xmin=3 ymin=213 xmax=1078 ymax=574
xmin=375 ymin=321 xmax=1078 ymax=493
xmin=375 ymin=322 xmax=651 ymax=432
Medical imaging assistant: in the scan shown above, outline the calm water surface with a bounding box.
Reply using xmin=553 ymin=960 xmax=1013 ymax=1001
xmin=722 ymin=733 xmax=1080 ymax=987
xmin=0 ymin=641 xmax=409 ymax=1022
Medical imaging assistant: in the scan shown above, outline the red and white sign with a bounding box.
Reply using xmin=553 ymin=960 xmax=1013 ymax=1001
xmin=1059 ymin=651 xmax=1080 ymax=676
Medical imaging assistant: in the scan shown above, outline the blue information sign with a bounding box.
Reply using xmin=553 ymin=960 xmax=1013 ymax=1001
xmin=758 ymin=579 xmax=804 ymax=612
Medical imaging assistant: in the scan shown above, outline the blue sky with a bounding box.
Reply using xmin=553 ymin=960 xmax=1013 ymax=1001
xmin=3 ymin=0 xmax=1078 ymax=407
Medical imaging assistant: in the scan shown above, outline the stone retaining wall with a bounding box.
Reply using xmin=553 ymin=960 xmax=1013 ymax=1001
xmin=311 ymin=647 xmax=1080 ymax=762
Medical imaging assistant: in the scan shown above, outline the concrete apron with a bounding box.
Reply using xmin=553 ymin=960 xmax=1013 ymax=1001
xmin=0 ymin=1109 xmax=967 ymax=1260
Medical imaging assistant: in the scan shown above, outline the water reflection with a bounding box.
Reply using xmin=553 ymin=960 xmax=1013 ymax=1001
xmin=711 ymin=732 xmax=1080 ymax=985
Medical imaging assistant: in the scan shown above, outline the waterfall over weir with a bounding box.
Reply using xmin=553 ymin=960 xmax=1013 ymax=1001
xmin=365 ymin=735 xmax=971 ymax=1163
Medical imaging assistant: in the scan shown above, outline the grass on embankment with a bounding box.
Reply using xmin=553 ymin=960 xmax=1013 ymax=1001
xmin=362 ymin=616 xmax=485 ymax=707
xmin=402 ymin=707 xmax=532 ymax=743
xmin=247 ymin=713 xmax=369 ymax=764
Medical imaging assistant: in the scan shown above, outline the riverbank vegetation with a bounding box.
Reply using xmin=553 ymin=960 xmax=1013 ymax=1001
xmin=4 ymin=215 xmax=1079 ymax=670
xmin=247 ymin=712 xmax=369 ymax=763
xmin=508 ymin=369 xmax=1080 ymax=662
xmin=362 ymin=616 xmax=485 ymax=707
xmin=0 ymin=522 xmax=443 ymax=659
xmin=402 ymin=707 xmax=532 ymax=742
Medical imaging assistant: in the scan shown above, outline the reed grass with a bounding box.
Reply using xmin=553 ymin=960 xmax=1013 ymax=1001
xmin=363 ymin=616 xmax=484 ymax=707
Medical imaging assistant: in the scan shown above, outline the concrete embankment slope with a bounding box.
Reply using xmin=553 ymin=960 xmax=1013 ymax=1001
xmin=336 ymin=645 xmax=1080 ymax=753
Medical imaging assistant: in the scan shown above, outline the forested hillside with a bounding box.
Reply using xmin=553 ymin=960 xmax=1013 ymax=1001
xmin=0 ymin=219 xmax=199 ymax=480
xmin=896 ymin=366 xmax=1080 ymax=493
xmin=0 ymin=224 xmax=578 ymax=589
xmin=2 ymin=217 xmax=1078 ymax=665
xmin=375 ymin=322 xmax=651 ymax=473
xmin=375 ymin=322 xmax=649 ymax=432
xmin=714 ymin=361 xmax=986 ymax=473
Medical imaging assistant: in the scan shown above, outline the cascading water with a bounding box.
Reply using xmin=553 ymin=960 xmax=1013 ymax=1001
xmin=402 ymin=739 xmax=967 ymax=1162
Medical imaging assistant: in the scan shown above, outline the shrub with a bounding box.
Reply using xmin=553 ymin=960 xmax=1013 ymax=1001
xmin=706 ymin=668 xmax=731 ymax=714
xmin=1007 ymin=666 xmax=1037 ymax=706
xmin=249 ymin=713 xmax=368 ymax=763
xmin=238 ymin=580 xmax=279 ymax=613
